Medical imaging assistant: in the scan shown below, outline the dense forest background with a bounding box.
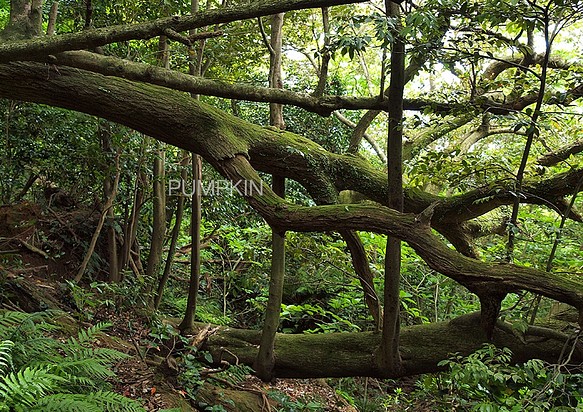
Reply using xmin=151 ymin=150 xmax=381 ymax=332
xmin=1 ymin=0 xmax=583 ymax=410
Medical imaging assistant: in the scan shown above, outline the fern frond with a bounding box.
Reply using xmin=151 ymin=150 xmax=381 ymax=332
xmin=0 ymin=312 xmax=31 ymax=338
xmin=0 ymin=310 xmax=59 ymax=344
xmin=0 ymin=310 xmax=30 ymax=324
xmin=86 ymin=390 xmax=146 ymax=412
xmin=51 ymin=357 xmax=115 ymax=381
xmin=32 ymin=391 xmax=145 ymax=412
xmin=55 ymin=346 xmax=128 ymax=383
xmin=0 ymin=313 xmax=142 ymax=412
xmin=29 ymin=362 xmax=97 ymax=389
xmin=0 ymin=310 xmax=58 ymax=330
xmin=0 ymin=340 xmax=14 ymax=374
xmin=31 ymin=394 xmax=103 ymax=412
xmin=63 ymin=346 xmax=128 ymax=364
xmin=15 ymin=337 xmax=59 ymax=365
xmin=0 ymin=366 xmax=66 ymax=407
xmin=90 ymin=347 xmax=130 ymax=363
xmin=67 ymin=322 xmax=112 ymax=348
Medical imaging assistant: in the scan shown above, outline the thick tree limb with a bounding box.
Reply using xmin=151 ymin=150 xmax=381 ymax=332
xmin=42 ymin=50 xmax=583 ymax=119
xmin=537 ymin=139 xmax=583 ymax=166
xmin=3 ymin=62 xmax=582 ymax=228
xmin=54 ymin=51 xmax=450 ymax=116
xmin=0 ymin=0 xmax=370 ymax=63
xmin=1 ymin=62 xmax=582 ymax=311
xmin=220 ymin=155 xmax=583 ymax=309
xmin=481 ymin=53 xmax=574 ymax=82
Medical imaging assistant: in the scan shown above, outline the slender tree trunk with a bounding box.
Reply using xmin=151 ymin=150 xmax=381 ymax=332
xmin=157 ymin=35 xmax=170 ymax=69
xmin=99 ymin=120 xmax=120 ymax=282
xmin=179 ymin=0 xmax=204 ymax=332
xmin=341 ymin=230 xmax=382 ymax=330
xmin=75 ymin=151 xmax=121 ymax=283
xmin=144 ymin=6 xmax=174 ymax=292
xmin=313 ymin=7 xmax=330 ymax=97
xmin=506 ymin=7 xmax=552 ymax=263
xmin=145 ymin=145 xmax=167 ymax=290
xmin=255 ymin=12 xmax=285 ymax=382
xmin=46 ymin=2 xmax=58 ymax=36
xmin=378 ymin=0 xmax=404 ymax=375
xmin=119 ymin=148 xmax=146 ymax=274
xmin=179 ymin=153 xmax=202 ymax=331
xmin=155 ymin=151 xmax=189 ymax=309
xmin=149 ymin=23 xmax=177 ymax=306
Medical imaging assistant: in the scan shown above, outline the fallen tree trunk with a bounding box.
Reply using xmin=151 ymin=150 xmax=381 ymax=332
xmin=201 ymin=313 xmax=582 ymax=378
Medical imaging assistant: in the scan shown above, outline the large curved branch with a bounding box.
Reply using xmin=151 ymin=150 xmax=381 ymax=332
xmin=221 ymin=155 xmax=583 ymax=309
xmin=0 ymin=0 xmax=370 ymax=62
xmin=481 ymin=53 xmax=574 ymax=82
xmin=54 ymin=51 xmax=461 ymax=116
xmin=1 ymin=62 xmax=582 ymax=311
xmin=3 ymin=63 xmax=581 ymax=229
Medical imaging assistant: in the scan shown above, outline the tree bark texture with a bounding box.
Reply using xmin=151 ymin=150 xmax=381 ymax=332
xmin=202 ymin=313 xmax=582 ymax=378
xmin=255 ymin=12 xmax=286 ymax=382
xmin=379 ymin=0 xmax=405 ymax=374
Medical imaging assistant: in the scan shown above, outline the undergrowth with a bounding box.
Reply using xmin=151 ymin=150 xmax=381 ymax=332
xmin=0 ymin=309 xmax=145 ymax=412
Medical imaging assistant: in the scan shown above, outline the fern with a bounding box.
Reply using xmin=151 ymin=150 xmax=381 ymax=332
xmin=0 ymin=310 xmax=146 ymax=411
xmin=211 ymin=364 xmax=254 ymax=387
xmin=0 ymin=340 xmax=13 ymax=374
xmin=87 ymin=390 xmax=146 ymax=412
xmin=30 ymin=394 xmax=103 ymax=412
xmin=0 ymin=310 xmax=34 ymax=332
xmin=0 ymin=366 xmax=67 ymax=407
xmin=33 ymin=391 xmax=145 ymax=412
xmin=0 ymin=310 xmax=57 ymax=338
xmin=72 ymin=322 xmax=112 ymax=345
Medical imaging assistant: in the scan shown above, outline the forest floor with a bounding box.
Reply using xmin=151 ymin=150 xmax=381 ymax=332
xmin=2 ymin=201 xmax=400 ymax=411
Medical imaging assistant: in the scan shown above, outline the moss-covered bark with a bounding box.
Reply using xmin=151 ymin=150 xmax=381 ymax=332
xmin=0 ymin=0 xmax=370 ymax=63
xmin=201 ymin=313 xmax=582 ymax=378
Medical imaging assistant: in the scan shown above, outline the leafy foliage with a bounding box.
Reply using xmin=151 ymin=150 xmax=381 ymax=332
xmin=417 ymin=344 xmax=583 ymax=411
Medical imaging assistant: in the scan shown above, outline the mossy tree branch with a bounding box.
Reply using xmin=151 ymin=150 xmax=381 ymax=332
xmin=1 ymin=62 xmax=582 ymax=313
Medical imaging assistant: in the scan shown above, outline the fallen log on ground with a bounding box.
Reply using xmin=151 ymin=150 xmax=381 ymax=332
xmin=199 ymin=312 xmax=582 ymax=379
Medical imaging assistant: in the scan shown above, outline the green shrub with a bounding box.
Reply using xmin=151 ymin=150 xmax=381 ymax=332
xmin=417 ymin=344 xmax=583 ymax=411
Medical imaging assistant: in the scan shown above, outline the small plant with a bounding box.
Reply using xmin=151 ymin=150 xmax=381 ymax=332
xmin=178 ymin=353 xmax=206 ymax=400
xmin=416 ymin=344 xmax=583 ymax=411
xmin=209 ymin=364 xmax=254 ymax=388
xmin=66 ymin=278 xmax=151 ymax=321
xmin=268 ymin=389 xmax=326 ymax=412
xmin=144 ymin=320 xmax=218 ymax=403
